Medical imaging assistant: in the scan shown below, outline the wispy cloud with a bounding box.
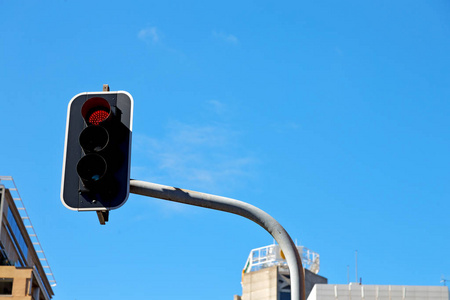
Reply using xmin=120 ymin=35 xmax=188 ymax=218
xmin=133 ymin=101 xmax=256 ymax=197
xmin=213 ymin=31 xmax=239 ymax=44
xmin=138 ymin=26 xmax=161 ymax=44
xmin=207 ymin=100 xmax=227 ymax=115
xmin=335 ymin=47 xmax=343 ymax=56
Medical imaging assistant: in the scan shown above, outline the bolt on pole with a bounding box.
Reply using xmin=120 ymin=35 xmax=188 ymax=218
xmin=129 ymin=179 xmax=306 ymax=300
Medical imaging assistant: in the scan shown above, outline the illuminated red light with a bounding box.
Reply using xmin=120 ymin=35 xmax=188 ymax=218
xmin=88 ymin=109 xmax=109 ymax=126
xmin=81 ymin=97 xmax=111 ymax=126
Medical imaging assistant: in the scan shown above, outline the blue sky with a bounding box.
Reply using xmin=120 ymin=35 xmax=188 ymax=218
xmin=1 ymin=0 xmax=450 ymax=299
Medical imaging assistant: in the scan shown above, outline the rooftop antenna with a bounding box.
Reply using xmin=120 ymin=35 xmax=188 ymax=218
xmin=441 ymin=275 xmax=448 ymax=286
xmin=347 ymin=265 xmax=350 ymax=284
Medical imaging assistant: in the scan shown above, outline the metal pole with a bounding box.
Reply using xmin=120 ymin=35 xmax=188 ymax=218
xmin=129 ymin=179 xmax=305 ymax=300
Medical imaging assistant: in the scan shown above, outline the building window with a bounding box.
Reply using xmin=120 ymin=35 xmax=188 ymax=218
xmin=6 ymin=208 xmax=28 ymax=260
xmin=280 ymin=291 xmax=290 ymax=300
xmin=0 ymin=248 xmax=11 ymax=266
xmin=0 ymin=278 xmax=13 ymax=295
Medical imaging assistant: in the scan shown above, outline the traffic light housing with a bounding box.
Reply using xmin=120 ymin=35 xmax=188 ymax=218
xmin=61 ymin=91 xmax=133 ymax=211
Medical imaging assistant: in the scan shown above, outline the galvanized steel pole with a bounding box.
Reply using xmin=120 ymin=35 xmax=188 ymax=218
xmin=129 ymin=179 xmax=305 ymax=300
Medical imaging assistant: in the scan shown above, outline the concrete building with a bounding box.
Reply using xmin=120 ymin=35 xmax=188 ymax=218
xmin=308 ymin=283 xmax=449 ymax=300
xmin=0 ymin=176 xmax=55 ymax=299
xmin=239 ymin=265 xmax=327 ymax=300
xmin=235 ymin=244 xmax=449 ymax=300
xmin=236 ymin=243 xmax=327 ymax=300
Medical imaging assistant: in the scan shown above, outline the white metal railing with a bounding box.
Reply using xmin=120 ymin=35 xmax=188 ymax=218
xmin=243 ymin=243 xmax=320 ymax=274
xmin=0 ymin=176 xmax=56 ymax=287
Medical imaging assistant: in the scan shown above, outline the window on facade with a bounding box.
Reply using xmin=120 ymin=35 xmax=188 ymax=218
xmin=0 ymin=248 xmax=11 ymax=266
xmin=280 ymin=291 xmax=290 ymax=300
xmin=6 ymin=208 xmax=28 ymax=261
xmin=0 ymin=278 xmax=13 ymax=295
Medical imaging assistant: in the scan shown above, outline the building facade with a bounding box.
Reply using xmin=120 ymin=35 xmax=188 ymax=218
xmin=239 ymin=265 xmax=327 ymax=300
xmin=235 ymin=244 xmax=449 ymax=300
xmin=0 ymin=177 xmax=55 ymax=299
xmin=308 ymin=283 xmax=449 ymax=300
xmin=236 ymin=244 xmax=327 ymax=300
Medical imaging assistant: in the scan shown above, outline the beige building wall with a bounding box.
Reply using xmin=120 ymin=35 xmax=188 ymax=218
xmin=238 ymin=265 xmax=328 ymax=300
xmin=307 ymin=284 xmax=450 ymax=300
xmin=241 ymin=266 xmax=278 ymax=300
xmin=0 ymin=266 xmax=32 ymax=300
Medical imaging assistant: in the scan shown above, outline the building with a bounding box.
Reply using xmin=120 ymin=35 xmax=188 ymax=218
xmin=308 ymin=283 xmax=449 ymax=300
xmin=0 ymin=176 xmax=56 ymax=299
xmin=236 ymin=243 xmax=327 ymax=300
xmin=235 ymin=244 xmax=449 ymax=300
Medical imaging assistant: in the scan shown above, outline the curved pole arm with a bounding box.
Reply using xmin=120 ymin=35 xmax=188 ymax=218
xmin=129 ymin=179 xmax=305 ymax=300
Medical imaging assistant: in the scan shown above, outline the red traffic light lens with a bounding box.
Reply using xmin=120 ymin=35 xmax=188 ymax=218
xmin=88 ymin=109 xmax=109 ymax=125
xmin=81 ymin=97 xmax=111 ymax=126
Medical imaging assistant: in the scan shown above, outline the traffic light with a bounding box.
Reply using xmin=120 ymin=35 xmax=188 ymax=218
xmin=61 ymin=91 xmax=133 ymax=211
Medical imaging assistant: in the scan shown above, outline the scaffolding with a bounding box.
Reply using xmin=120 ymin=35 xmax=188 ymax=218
xmin=0 ymin=176 xmax=56 ymax=287
xmin=243 ymin=243 xmax=320 ymax=275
